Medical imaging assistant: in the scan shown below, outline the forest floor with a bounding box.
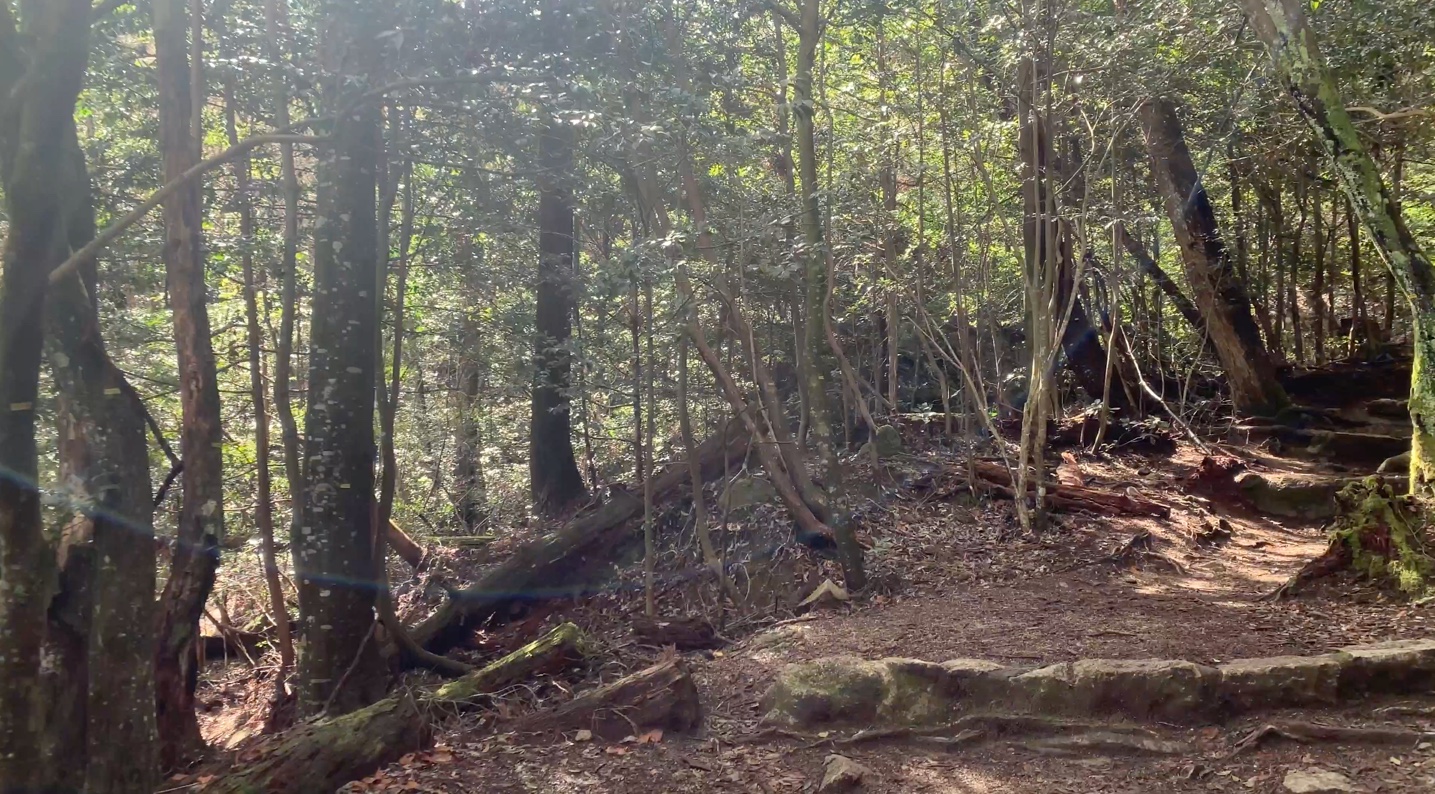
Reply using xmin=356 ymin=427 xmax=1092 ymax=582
xmin=196 ymin=431 xmax=1435 ymax=794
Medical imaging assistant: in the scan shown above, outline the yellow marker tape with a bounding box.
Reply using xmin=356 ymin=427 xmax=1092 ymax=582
xmin=9 ymin=402 xmax=33 ymax=411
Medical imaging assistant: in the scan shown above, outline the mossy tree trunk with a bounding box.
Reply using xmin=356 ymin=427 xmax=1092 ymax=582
xmin=1241 ymin=0 xmax=1435 ymax=490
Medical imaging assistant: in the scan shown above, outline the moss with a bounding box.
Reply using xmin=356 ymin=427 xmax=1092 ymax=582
xmin=1332 ymin=479 xmax=1432 ymax=597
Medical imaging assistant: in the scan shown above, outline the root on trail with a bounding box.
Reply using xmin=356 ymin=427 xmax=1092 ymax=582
xmin=1268 ymin=478 xmax=1432 ymax=599
xmin=1227 ymin=720 xmax=1435 ymax=757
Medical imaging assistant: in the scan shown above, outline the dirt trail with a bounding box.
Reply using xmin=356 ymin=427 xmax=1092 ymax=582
xmin=238 ymin=441 xmax=1435 ymax=793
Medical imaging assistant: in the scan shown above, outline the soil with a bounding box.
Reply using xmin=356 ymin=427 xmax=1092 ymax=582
xmin=193 ymin=429 xmax=1435 ymax=794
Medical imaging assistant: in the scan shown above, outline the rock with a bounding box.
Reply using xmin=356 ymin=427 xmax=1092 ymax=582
xmin=762 ymin=657 xmax=1001 ymax=727
xmin=1282 ymin=768 xmax=1358 ymax=793
xmin=1377 ymin=451 xmax=1410 ymax=474
xmin=718 ymin=476 xmax=777 ymax=515
xmin=1011 ymin=659 xmax=1219 ymax=723
xmin=858 ymin=425 xmax=903 ymax=460
xmin=1218 ymin=654 xmax=1346 ymax=711
xmin=1338 ymin=638 xmax=1435 ymax=693
xmin=820 ymin=755 xmax=871 ymax=792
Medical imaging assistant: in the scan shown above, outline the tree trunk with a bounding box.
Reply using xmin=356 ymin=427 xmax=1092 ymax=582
xmin=151 ymin=0 xmax=227 ymax=764
xmin=264 ymin=0 xmax=305 ymax=571
xmin=789 ymin=0 xmax=841 ymax=480
xmin=1140 ymin=97 xmax=1288 ymax=414
xmin=0 ymin=3 xmax=111 ymax=787
xmin=225 ymin=77 xmax=294 ymax=708
xmin=295 ymin=8 xmax=388 ymax=716
xmin=531 ymin=120 xmax=588 ymax=516
xmin=49 ymin=106 xmax=161 ymax=794
xmin=1241 ymin=0 xmax=1435 ymax=488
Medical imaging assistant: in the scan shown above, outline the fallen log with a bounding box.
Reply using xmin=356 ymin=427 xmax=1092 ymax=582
xmin=631 ymin=615 xmax=723 ymax=651
xmin=412 ymin=417 xmax=750 ymax=655
xmin=511 ymin=658 xmax=701 ymax=740
xmin=209 ymin=623 xmax=589 ymax=794
xmin=206 ymin=695 xmax=430 ymax=794
xmin=946 ymin=460 xmax=1170 ymax=518
xmin=386 ymin=519 xmax=425 ymax=569
xmin=429 ymin=621 xmax=588 ymax=706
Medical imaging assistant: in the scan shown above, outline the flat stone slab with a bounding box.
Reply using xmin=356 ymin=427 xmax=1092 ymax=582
xmin=761 ymin=640 xmax=1435 ymax=729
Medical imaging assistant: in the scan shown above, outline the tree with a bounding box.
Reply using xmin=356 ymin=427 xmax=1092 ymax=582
xmin=1140 ymin=97 xmax=1289 ymax=415
xmin=1241 ymin=0 xmax=1435 ymax=482
xmin=531 ymin=118 xmax=588 ymax=516
xmin=293 ymin=3 xmax=389 ymax=715
xmin=0 ymin=2 xmax=109 ymax=787
xmin=150 ymin=0 xmax=227 ymax=765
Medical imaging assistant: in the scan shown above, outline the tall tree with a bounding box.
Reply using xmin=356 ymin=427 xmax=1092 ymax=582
xmin=294 ymin=2 xmax=388 ymax=715
xmin=0 ymin=2 xmax=103 ymax=787
xmin=1140 ymin=97 xmax=1289 ymax=415
xmin=1241 ymin=0 xmax=1435 ymax=483
xmin=151 ymin=0 xmax=227 ymax=765
xmin=530 ymin=116 xmax=587 ymax=515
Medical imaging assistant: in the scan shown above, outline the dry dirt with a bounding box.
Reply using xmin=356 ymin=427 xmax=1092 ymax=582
xmin=195 ymin=437 xmax=1435 ymax=794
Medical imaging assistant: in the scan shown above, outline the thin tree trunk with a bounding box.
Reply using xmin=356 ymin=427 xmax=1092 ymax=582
xmin=264 ymin=0 xmax=304 ymax=561
xmin=1348 ymin=197 xmax=1364 ymax=357
xmin=1313 ymin=185 xmax=1328 ymax=364
xmin=224 ymin=78 xmax=293 ymax=705
xmin=151 ymin=0 xmax=226 ymax=764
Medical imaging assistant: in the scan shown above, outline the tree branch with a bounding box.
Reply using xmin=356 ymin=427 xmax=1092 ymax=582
xmin=47 ymin=133 xmax=323 ymax=286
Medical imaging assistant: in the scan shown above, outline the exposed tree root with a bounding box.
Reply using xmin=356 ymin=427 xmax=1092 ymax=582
xmin=1226 ymin=721 xmax=1435 ymax=757
xmin=1267 ymin=478 xmax=1432 ymax=599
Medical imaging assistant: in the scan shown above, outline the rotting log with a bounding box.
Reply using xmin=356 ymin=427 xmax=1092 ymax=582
xmin=209 ymin=623 xmax=589 ymax=794
xmin=632 ymin=616 xmax=723 ymax=651
xmin=511 ymin=658 xmax=701 ymax=740
xmin=939 ymin=460 xmax=1170 ymax=518
xmin=205 ymin=695 xmax=430 ymax=794
xmin=428 ymin=622 xmax=588 ymax=706
xmin=412 ymin=418 xmax=749 ymax=655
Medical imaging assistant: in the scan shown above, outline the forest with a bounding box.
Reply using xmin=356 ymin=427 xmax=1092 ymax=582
xmin=1 ymin=0 xmax=1433 ymax=791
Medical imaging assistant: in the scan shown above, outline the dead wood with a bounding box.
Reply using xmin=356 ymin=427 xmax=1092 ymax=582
xmin=511 ymin=658 xmax=701 ymax=740
xmin=411 ymin=417 xmax=749 ymax=655
xmin=944 ymin=460 xmax=1170 ymax=518
xmin=386 ymin=518 xmax=425 ymax=569
xmin=631 ymin=616 xmax=724 ymax=651
xmin=427 ymin=622 xmax=588 ymax=707
xmin=208 ymin=624 xmax=589 ymax=794
xmin=206 ymin=696 xmax=430 ymax=794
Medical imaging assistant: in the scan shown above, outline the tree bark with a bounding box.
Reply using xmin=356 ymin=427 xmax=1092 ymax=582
xmin=530 ymin=119 xmax=588 ymax=516
xmin=0 ymin=2 xmax=111 ymax=787
xmin=1140 ymin=97 xmax=1288 ymax=415
xmin=295 ymin=7 xmax=388 ymax=716
xmin=512 ymin=659 xmax=701 ymax=740
xmin=1241 ymin=0 xmax=1435 ymax=487
xmin=151 ymin=0 xmax=227 ymax=765
xmin=225 ymin=77 xmax=294 ymax=702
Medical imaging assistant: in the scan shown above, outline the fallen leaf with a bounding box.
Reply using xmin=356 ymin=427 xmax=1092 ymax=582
xmin=574 ymin=729 xmax=594 ymax=742
xmin=605 ymin=745 xmax=629 ymax=756
xmin=428 ymin=750 xmax=454 ymax=764
xmin=637 ymin=728 xmax=664 ymax=744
